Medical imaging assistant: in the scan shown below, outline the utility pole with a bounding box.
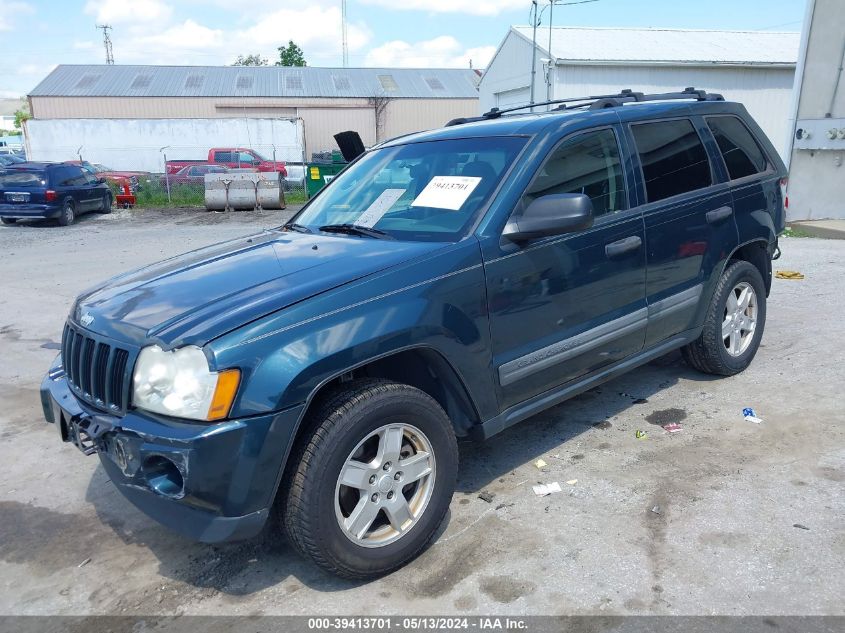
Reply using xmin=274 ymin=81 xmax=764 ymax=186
xmin=341 ymin=0 xmax=349 ymax=67
xmin=96 ymin=24 xmax=114 ymax=64
xmin=530 ymin=1 xmax=538 ymax=106
xmin=529 ymin=1 xmax=600 ymax=107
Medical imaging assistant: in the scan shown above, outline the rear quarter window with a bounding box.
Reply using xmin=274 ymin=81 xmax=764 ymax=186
xmin=706 ymin=115 xmax=768 ymax=180
xmin=631 ymin=119 xmax=713 ymax=203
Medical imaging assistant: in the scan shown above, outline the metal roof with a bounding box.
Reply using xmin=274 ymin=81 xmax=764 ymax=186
xmin=510 ymin=26 xmax=800 ymax=66
xmin=29 ymin=65 xmax=481 ymax=99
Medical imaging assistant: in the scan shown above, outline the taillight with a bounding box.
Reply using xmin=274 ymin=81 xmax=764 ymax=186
xmin=45 ymin=190 xmax=57 ymax=202
xmin=779 ymin=178 xmax=788 ymax=210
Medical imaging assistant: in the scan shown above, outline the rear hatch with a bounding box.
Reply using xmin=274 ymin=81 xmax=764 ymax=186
xmin=0 ymin=169 xmax=50 ymax=205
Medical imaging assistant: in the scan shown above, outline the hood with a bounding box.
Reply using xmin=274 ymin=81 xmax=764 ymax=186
xmin=73 ymin=230 xmax=443 ymax=348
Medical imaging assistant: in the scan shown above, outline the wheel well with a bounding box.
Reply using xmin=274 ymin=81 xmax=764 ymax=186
xmin=728 ymin=241 xmax=771 ymax=296
xmin=303 ymin=348 xmax=481 ymax=438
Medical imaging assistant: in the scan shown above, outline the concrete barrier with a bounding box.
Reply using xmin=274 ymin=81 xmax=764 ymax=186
xmin=204 ymin=171 xmax=286 ymax=211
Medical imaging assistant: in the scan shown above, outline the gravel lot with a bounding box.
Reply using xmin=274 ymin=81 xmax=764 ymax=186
xmin=0 ymin=209 xmax=842 ymax=616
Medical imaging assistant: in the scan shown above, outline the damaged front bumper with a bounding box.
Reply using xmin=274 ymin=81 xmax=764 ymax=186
xmin=40 ymin=355 xmax=304 ymax=543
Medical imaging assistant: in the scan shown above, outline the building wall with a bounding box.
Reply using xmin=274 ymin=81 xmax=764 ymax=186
xmin=479 ymin=30 xmax=796 ymax=158
xmin=553 ymin=63 xmax=795 ymax=157
xmin=381 ymin=98 xmax=478 ymax=140
xmin=29 ymin=95 xmax=479 ymax=157
xmin=29 ymin=96 xmax=366 ymax=119
xmin=478 ymin=31 xmax=537 ymax=112
xmin=786 ymin=0 xmax=845 ymax=220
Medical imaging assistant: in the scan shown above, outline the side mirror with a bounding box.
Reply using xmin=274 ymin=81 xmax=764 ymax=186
xmin=503 ymin=193 xmax=594 ymax=242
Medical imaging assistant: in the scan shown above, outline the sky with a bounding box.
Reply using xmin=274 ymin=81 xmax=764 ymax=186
xmin=0 ymin=0 xmax=806 ymax=98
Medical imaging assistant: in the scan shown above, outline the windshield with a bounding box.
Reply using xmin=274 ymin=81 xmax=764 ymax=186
xmin=292 ymin=137 xmax=526 ymax=242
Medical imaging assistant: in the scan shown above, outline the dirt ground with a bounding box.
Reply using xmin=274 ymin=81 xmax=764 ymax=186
xmin=0 ymin=208 xmax=842 ymax=616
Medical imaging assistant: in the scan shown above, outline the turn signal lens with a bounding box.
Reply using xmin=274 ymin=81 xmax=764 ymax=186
xmin=207 ymin=369 xmax=241 ymax=421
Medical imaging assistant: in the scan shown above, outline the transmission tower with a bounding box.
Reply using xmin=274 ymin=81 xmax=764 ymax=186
xmin=96 ymin=24 xmax=114 ymax=64
xmin=341 ymin=0 xmax=348 ymax=67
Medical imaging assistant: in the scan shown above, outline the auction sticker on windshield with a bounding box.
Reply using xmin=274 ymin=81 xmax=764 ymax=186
xmin=356 ymin=188 xmax=406 ymax=227
xmin=411 ymin=176 xmax=481 ymax=211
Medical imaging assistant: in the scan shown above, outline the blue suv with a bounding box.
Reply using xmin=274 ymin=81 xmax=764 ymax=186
xmin=41 ymin=89 xmax=786 ymax=578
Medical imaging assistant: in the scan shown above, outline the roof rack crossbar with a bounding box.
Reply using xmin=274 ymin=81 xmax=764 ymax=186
xmin=447 ymin=88 xmax=725 ymax=125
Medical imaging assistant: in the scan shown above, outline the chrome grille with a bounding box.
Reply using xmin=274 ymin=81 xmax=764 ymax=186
xmin=61 ymin=322 xmax=133 ymax=413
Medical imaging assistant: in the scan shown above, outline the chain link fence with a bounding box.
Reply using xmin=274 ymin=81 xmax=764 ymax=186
xmin=117 ymin=163 xmax=307 ymax=209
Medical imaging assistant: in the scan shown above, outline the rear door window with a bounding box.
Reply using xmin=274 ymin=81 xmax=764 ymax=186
xmin=706 ymin=115 xmax=768 ymax=180
xmin=631 ymin=119 xmax=713 ymax=203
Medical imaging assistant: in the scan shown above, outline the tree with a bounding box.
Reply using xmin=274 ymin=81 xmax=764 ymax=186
xmin=275 ymin=41 xmax=307 ymax=67
xmin=232 ymin=54 xmax=268 ymax=66
xmin=14 ymin=106 xmax=30 ymax=130
xmin=368 ymin=94 xmax=393 ymax=142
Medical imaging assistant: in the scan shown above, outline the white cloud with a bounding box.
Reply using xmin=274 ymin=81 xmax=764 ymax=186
xmin=0 ymin=0 xmax=34 ymax=31
xmin=359 ymin=0 xmax=526 ymax=17
xmin=99 ymin=6 xmax=372 ymax=66
xmin=364 ymin=36 xmax=495 ymax=69
xmin=84 ymin=0 xmax=173 ymax=24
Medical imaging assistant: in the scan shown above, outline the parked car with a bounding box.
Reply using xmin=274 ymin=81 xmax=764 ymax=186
xmin=68 ymin=161 xmax=149 ymax=193
xmin=1 ymin=162 xmax=112 ymax=225
xmin=42 ymin=89 xmax=786 ymax=578
xmin=165 ymin=148 xmax=287 ymax=177
xmin=0 ymin=146 xmax=26 ymax=158
xmin=160 ymin=164 xmax=229 ymax=187
xmin=0 ymin=154 xmax=26 ymax=166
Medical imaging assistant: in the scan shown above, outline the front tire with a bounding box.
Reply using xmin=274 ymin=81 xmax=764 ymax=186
xmin=280 ymin=379 xmax=458 ymax=579
xmin=57 ymin=200 xmax=75 ymax=226
xmin=682 ymin=260 xmax=767 ymax=375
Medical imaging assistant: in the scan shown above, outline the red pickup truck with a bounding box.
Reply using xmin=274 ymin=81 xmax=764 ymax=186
xmin=165 ymin=148 xmax=287 ymax=176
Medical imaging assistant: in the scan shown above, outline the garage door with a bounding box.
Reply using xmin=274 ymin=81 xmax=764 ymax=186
xmin=495 ymin=87 xmax=531 ymax=109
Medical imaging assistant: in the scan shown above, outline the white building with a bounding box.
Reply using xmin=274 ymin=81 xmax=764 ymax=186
xmin=480 ymin=26 xmax=799 ymax=157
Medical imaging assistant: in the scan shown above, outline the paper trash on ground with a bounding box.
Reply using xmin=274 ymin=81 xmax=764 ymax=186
xmin=411 ymin=176 xmax=481 ymax=210
xmin=533 ymin=482 xmax=562 ymax=496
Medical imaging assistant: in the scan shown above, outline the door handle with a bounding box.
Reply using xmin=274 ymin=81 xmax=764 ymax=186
xmin=706 ymin=206 xmax=733 ymax=224
xmin=605 ymin=235 xmax=642 ymax=258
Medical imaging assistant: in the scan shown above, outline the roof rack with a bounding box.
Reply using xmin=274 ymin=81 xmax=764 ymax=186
xmin=444 ymin=87 xmax=724 ymax=127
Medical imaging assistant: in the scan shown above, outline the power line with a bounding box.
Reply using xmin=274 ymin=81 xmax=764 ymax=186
xmin=96 ymin=24 xmax=114 ymax=64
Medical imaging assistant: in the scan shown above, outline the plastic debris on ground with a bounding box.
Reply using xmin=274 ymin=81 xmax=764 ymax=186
xmin=532 ymin=482 xmax=562 ymax=496
xmin=534 ymin=458 xmax=548 ymax=469
xmin=742 ymin=407 xmax=763 ymax=424
xmin=477 ymin=491 xmax=494 ymax=503
xmin=78 ymin=558 xmax=91 ymax=568
xmin=651 ymin=505 xmax=662 ymax=515
xmin=663 ymin=422 xmax=683 ymax=433
xmin=793 ymin=523 xmax=810 ymax=530
xmin=566 ymin=479 xmax=578 ymax=485
xmin=775 ymin=270 xmax=804 ymax=280
xmin=635 ymin=430 xmax=647 ymax=439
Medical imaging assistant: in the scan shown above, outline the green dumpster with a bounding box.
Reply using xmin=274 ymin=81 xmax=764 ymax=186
xmin=306 ymin=151 xmax=347 ymax=198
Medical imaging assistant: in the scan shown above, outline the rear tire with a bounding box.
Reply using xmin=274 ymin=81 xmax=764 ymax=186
xmin=280 ymin=379 xmax=458 ymax=579
xmin=682 ymin=260 xmax=767 ymax=375
xmin=57 ymin=200 xmax=75 ymax=226
xmin=99 ymin=193 xmax=112 ymax=214
xmin=1 ymin=218 xmax=16 ymax=225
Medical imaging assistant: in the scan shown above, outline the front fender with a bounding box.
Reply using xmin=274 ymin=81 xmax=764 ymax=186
xmin=209 ymin=239 xmax=497 ymax=422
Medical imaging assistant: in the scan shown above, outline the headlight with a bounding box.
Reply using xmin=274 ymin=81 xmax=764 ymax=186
xmin=132 ymin=345 xmax=240 ymax=421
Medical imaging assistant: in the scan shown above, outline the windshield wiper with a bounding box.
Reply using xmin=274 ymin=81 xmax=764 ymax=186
xmin=318 ymin=224 xmax=394 ymax=240
xmin=283 ymin=222 xmax=312 ymax=233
